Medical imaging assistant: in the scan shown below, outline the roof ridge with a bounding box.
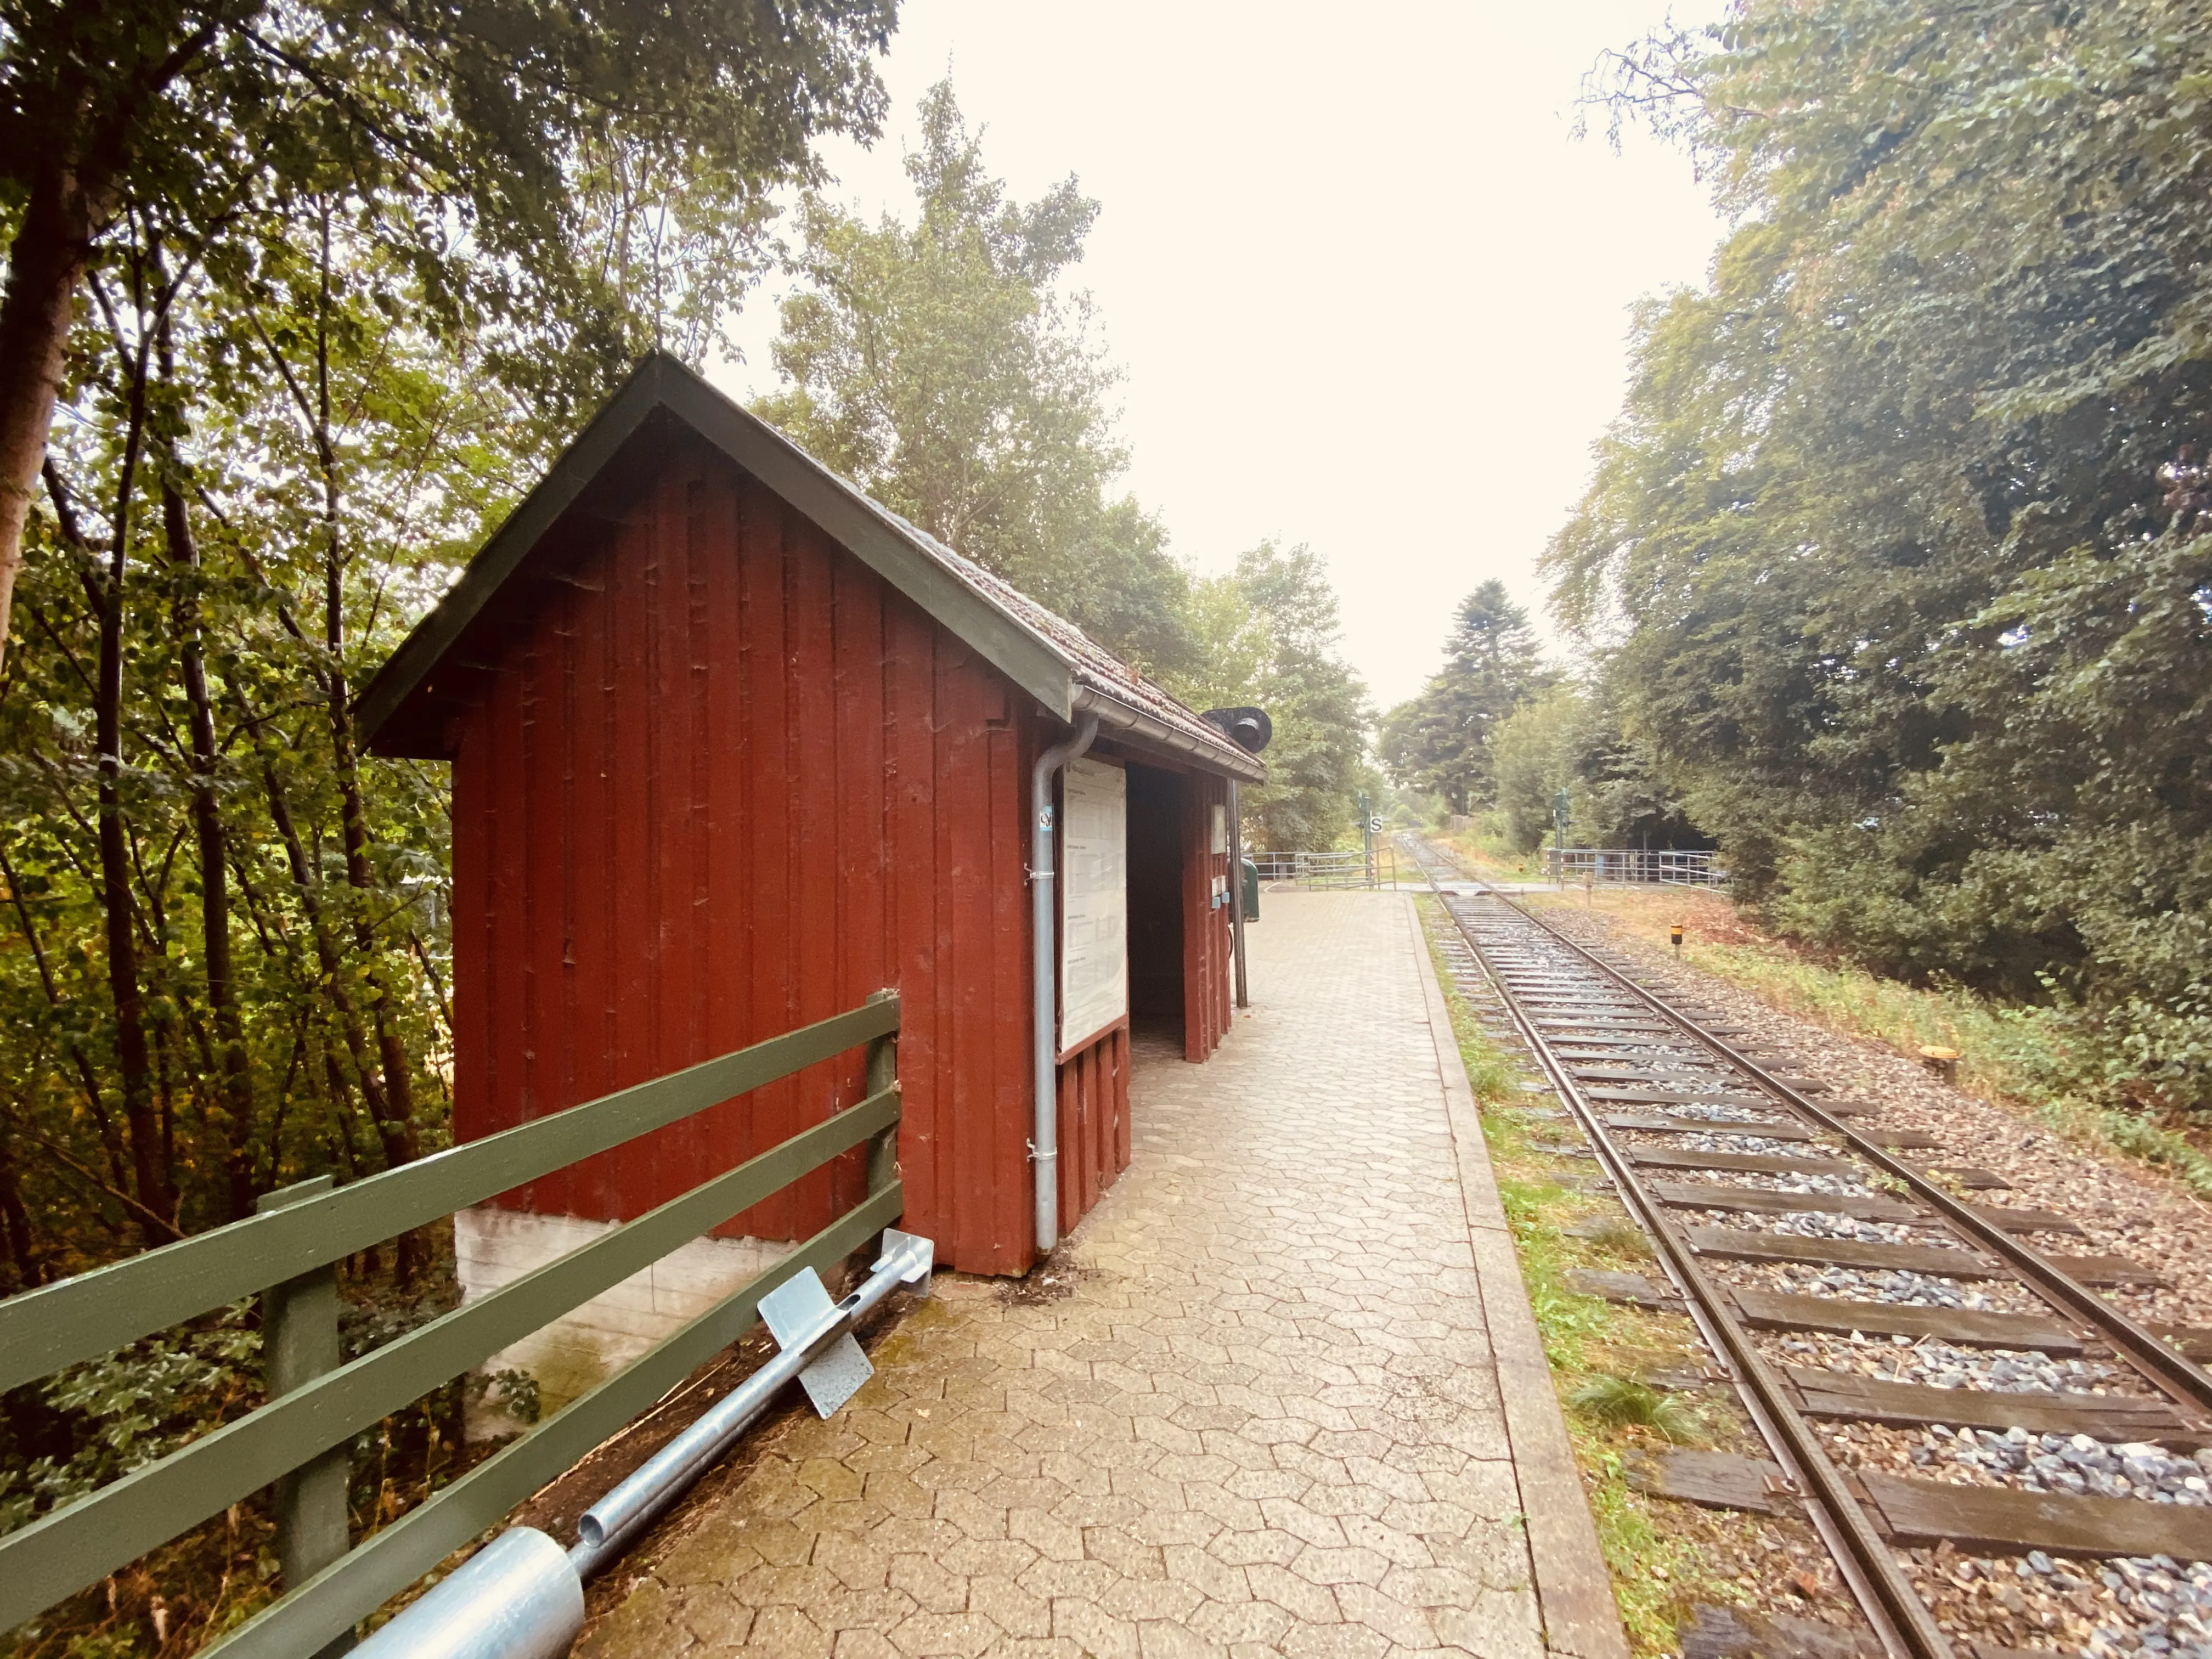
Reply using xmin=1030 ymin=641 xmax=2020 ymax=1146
xmin=358 ymin=352 xmax=1260 ymax=781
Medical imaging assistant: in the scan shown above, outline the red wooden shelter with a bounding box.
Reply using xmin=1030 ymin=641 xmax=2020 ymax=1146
xmin=361 ymin=354 xmax=1263 ymax=1276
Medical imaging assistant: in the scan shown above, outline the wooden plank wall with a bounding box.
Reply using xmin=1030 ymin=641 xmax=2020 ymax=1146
xmin=1181 ymin=772 xmax=1234 ymax=1061
xmin=1054 ymin=1024 xmax=1131 ymax=1235
xmin=450 ymin=438 xmax=1040 ymax=1275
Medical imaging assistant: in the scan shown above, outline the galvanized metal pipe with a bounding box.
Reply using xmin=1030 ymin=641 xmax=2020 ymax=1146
xmin=569 ymin=1229 xmax=930 ymax=1574
xmin=352 ymin=1527 xmax=584 ymax=1659
xmin=352 ymin=1232 xmax=933 ymax=1659
xmin=1029 ymin=711 xmax=1098 ymax=1258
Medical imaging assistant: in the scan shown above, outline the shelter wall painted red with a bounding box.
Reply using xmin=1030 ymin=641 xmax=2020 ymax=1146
xmin=450 ymin=436 xmax=1047 ymax=1273
xmin=445 ymin=435 xmax=1224 ymax=1272
xmin=1183 ymin=775 xmax=1234 ymax=1062
xmin=1054 ymin=1024 xmax=1130 ymax=1226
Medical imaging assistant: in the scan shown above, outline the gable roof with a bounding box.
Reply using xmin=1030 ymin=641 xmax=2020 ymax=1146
xmin=357 ymin=352 xmax=1263 ymax=782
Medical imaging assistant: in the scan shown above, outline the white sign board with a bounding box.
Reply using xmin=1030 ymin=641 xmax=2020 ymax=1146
xmin=1060 ymin=758 xmax=1128 ymax=1053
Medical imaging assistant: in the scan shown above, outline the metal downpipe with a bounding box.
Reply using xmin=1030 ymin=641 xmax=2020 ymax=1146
xmin=1030 ymin=712 xmax=1099 ymax=1259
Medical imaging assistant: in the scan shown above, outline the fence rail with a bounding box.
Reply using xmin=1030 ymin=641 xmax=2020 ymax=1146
xmin=1543 ymin=848 xmax=1728 ymax=887
xmin=1250 ymin=848 xmax=1400 ymax=889
xmin=0 ymin=993 xmax=903 ymax=1656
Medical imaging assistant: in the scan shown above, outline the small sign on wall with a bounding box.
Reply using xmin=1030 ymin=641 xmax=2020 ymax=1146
xmin=1210 ymin=803 xmax=1226 ymax=855
xmin=1061 ymin=758 xmax=1128 ymax=1052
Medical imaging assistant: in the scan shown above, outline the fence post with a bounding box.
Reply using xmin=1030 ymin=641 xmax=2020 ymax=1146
xmin=864 ymin=990 xmax=900 ymax=1203
xmin=257 ymin=1176 xmax=353 ymax=1654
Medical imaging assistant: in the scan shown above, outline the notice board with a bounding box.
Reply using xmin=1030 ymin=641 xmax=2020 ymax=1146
xmin=1059 ymin=757 xmax=1128 ymax=1053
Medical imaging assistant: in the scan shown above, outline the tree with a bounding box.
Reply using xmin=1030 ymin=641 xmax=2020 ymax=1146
xmin=0 ymin=0 xmax=897 ymax=679
xmin=0 ymin=0 xmax=896 ymax=1284
xmin=756 ymin=80 xmax=1195 ymax=678
xmin=1556 ymin=0 xmax=2212 ymax=1104
xmin=1489 ymin=680 xmax=1706 ymax=854
xmin=1172 ymin=542 xmax=1371 ymax=851
xmin=1378 ymin=580 xmax=1551 ymax=813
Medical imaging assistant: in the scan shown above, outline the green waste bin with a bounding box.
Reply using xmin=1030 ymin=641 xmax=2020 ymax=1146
xmin=1241 ymin=857 xmax=1260 ymax=922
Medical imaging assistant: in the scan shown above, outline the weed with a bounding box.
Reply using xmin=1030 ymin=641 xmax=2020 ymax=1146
xmin=1568 ymin=1374 xmax=1706 ymax=1444
xmin=1577 ymin=1216 xmax=1655 ymax=1259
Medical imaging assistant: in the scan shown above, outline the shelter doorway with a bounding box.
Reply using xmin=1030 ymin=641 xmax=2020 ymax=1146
xmin=1125 ymin=763 xmax=1185 ymax=1031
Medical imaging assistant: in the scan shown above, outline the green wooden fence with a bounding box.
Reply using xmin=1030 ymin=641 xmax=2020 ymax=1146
xmin=0 ymin=991 xmax=902 ymax=1656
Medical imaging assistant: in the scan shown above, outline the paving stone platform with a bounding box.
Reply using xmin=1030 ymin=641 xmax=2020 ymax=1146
xmin=579 ymin=891 xmax=1621 ymax=1659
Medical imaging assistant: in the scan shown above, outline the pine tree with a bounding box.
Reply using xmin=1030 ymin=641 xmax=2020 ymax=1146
xmin=1379 ymin=581 xmax=1551 ymax=813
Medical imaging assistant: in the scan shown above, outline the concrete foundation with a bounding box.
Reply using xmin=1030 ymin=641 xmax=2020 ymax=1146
xmin=455 ymin=1207 xmax=792 ymax=1435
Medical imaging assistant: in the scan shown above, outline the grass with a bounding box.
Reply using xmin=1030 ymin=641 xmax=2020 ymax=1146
xmin=1567 ymin=1375 xmax=1707 ymax=1443
xmin=1574 ymin=1215 xmax=1656 ymax=1259
xmin=1416 ymin=895 xmax=1773 ymax=1657
xmin=1522 ymin=885 xmax=2212 ymax=1203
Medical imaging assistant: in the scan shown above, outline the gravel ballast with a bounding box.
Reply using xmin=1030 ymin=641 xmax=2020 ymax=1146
xmin=1435 ymin=877 xmax=2212 ymax=1659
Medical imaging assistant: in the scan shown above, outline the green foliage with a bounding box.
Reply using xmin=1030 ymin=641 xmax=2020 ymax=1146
xmin=1170 ymin=543 xmax=1372 ymax=851
xmin=1 ymin=0 xmax=896 ymax=408
xmin=0 ymin=15 xmax=895 ymax=1640
xmin=757 ymin=82 xmax=1195 ymax=679
xmin=1489 ymin=682 xmax=1704 ymax=855
xmin=1556 ymin=0 xmax=2212 ymax=1108
xmin=1490 ymin=687 xmax=1587 ymax=853
xmin=0 ymin=0 xmax=893 ymax=1290
xmin=1378 ymin=582 xmax=1551 ymax=814
xmin=0 ymin=1306 xmax=259 ymax=1537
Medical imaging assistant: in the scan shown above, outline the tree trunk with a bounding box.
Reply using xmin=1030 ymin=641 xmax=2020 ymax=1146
xmin=256 ymin=743 xmax=411 ymax=1166
xmin=0 ymin=1142 xmax=41 ymax=1290
xmin=161 ymin=330 xmax=257 ymax=1221
xmin=2 ymin=839 xmax=137 ymax=1200
xmin=0 ymin=10 xmax=217 ymax=680
xmin=0 ymin=162 xmax=102 ymax=682
xmin=91 ymin=361 xmax=172 ymax=1238
xmin=303 ymin=247 xmax=422 ymax=1279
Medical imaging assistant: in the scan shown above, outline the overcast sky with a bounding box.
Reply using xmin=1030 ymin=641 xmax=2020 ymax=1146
xmin=712 ymin=2 xmax=1728 ymax=710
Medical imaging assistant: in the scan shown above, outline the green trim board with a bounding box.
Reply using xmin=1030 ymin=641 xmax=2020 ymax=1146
xmin=203 ymin=1184 xmax=904 ymax=1659
xmin=356 ymin=353 xmax=1263 ymax=783
xmin=0 ymin=996 xmax=898 ymax=1391
xmin=0 ymin=1088 xmax=900 ymax=1632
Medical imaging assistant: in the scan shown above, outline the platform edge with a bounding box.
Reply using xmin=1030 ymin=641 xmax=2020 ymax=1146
xmin=1406 ymin=896 xmax=1633 ymax=1659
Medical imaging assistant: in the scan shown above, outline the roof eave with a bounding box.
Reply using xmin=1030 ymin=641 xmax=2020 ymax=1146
xmin=1073 ymin=687 xmax=1267 ymax=785
xmin=358 ymin=354 xmax=1081 ymax=757
xmin=356 ymin=358 xmax=680 ymax=750
xmin=652 ymin=368 xmax=1075 ymax=721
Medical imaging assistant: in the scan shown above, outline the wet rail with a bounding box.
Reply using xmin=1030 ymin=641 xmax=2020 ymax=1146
xmin=1403 ymin=834 xmax=2212 ymax=1659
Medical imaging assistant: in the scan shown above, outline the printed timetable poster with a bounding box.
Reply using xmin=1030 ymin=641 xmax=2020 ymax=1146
xmin=1060 ymin=757 xmax=1128 ymax=1053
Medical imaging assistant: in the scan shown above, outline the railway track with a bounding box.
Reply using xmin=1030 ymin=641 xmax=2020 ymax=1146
xmin=1402 ymin=834 xmax=2212 ymax=1659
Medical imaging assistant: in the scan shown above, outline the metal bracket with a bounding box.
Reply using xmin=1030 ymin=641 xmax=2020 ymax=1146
xmin=873 ymin=1227 xmax=934 ymax=1302
xmin=759 ymin=1269 xmax=874 ymax=1419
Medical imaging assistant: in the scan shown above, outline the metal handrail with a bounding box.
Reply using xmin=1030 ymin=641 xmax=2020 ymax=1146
xmin=1250 ymin=849 xmax=1394 ymax=889
xmin=0 ymin=992 xmax=903 ymax=1654
xmin=1542 ymin=847 xmax=1728 ymax=887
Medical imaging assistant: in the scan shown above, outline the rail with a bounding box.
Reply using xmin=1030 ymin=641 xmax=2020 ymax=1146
xmin=0 ymin=993 xmax=903 ymax=1657
xmin=1543 ymin=847 xmax=1727 ymax=886
xmin=1400 ymin=830 xmax=2212 ymax=1659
